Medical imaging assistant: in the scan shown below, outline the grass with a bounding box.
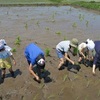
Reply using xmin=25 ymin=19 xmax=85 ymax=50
xmin=71 ymin=1 xmax=100 ymax=11
xmin=0 ymin=0 xmax=99 ymax=11
xmin=0 ymin=0 xmax=67 ymax=4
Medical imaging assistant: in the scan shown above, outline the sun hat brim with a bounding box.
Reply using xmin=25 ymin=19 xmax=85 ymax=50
xmin=70 ymin=43 xmax=77 ymax=48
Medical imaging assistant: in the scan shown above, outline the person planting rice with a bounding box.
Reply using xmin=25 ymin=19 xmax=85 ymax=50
xmin=92 ymin=40 xmax=100 ymax=75
xmin=24 ymin=43 xmax=46 ymax=83
xmin=78 ymin=39 xmax=95 ymax=66
xmin=56 ymin=38 xmax=79 ymax=70
xmin=0 ymin=42 xmax=16 ymax=83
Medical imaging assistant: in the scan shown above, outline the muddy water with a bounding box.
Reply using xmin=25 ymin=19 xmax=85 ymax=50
xmin=0 ymin=6 xmax=100 ymax=100
xmin=0 ymin=6 xmax=100 ymax=40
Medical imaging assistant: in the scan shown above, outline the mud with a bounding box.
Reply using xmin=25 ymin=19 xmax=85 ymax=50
xmin=0 ymin=6 xmax=100 ymax=100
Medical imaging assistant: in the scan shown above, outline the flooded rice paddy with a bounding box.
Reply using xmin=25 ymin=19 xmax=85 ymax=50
xmin=0 ymin=6 xmax=100 ymax=100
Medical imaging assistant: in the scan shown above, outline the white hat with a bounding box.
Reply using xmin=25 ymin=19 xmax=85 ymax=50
xmin=37 ymin=58 xmax=45 ymax=66
xmin=0 ymin=39 xmax=7 ymax=45
xmin=86 ymin=39 xmax=95 ymax=51
xmin=0 ymin=43 xmax=4 ymax=50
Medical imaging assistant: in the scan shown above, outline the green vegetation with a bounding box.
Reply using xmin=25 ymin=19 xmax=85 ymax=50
xmin=45 ymin=27 xmax=49 ymax=30
xmin=0 ymin=0 xmax=67 ymax=4
xmin=55 ymin=31 xmax=61 ymax=35
xmin=47 ymin=94 xmax=55 ymax=99
xmin=64 ymin=37 xmax=67 ymax=40
xmin=71 ymin=1 xmax=100 ymax=11
xmin=0 ymin=0 xmax=99 ymax=11
xmin=25 ymin=23 xmax=28 ymax=30
xmin=63 ymin=74 xmax=68 ymax=82
xmin=15 ymin=36 xmax=21 ymax=45
xmin=45 ymin=48 xmax=50 ymax=56
xmin=72 ymin=22 xmax=77 ymax=28
xmin=11 ymin=48 xmax=17 ymax=52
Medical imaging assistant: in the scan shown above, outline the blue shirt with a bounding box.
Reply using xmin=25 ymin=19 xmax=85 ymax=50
xmin=0 ymin=49 xmax=11 ymax=59
xmin=93 ymin=41 xmax=100 ymax=65
xmin=24 ymin=43 xmax=44 ymax=65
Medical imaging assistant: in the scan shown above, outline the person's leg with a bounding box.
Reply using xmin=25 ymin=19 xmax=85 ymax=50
xmin=78 ymin=53 xmax=83 ymax=64
xmin=58 ymin=58 xmax=64 ymax=69
xmin=9 ymin=67 xmax=15 ymax=78
xmin=56 ymin=49 xmax=64 ymax=69
xmin=1 ymin=68 xmax=6 ymax=79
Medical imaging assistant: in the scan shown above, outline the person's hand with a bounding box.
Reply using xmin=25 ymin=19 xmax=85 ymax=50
xmin=35 ymin=76 xmax=41 ymax=82
xmin=72 ymin=61 xmax=74 ymax=65
xmin=84 ymin=56 xmax=86 ymax=59
xmin=92 ymin=71 xmax=96 ymax=76
xmin=13 ymin=60 xmax=16 ymax=65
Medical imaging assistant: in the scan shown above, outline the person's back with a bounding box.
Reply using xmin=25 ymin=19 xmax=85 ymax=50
xmin=24 ymin=43 xmax=44 ymax=65
xmin=94 ymin=41 xmax=100 ymax=53
xmin=56 ymin=40 xmax=70 ymax=53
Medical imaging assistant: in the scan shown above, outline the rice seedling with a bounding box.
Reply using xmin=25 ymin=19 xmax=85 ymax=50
xmin=25 ymin=23 xmax=28 ymax=30
xmin=59 ymin=87 xmax=64 ymax=95
xmin=11 ymin=48 xmax=17 ymax=53
xmin=76 ymin=96 xmax=79 ymax=100
xmin=79 ymin=14 xmax=84 ymax=21
xmin=84 ymin=96 xmax=88 ymax=100
xmin=45 ymin=48 xmax=50 ymax=57
xmin=45 ymin=27 xmax=49 ymax=30
xmin=47 ymin=94 xmax=55 ymax=99
xmin=51 ymin=20 xmax=55 ymax=22
xmin=98 ymin=90 xmax=100 ymax=97
xmin=36 ymin=21 xmax=40 ymax=27
xmin=72 ymin=22 xmax=77 ymax=28
xmin=64 ymin=37 xmax=67 ymax=40
xmin=73 ymin=74 xmax=78 ymax=80
xmin=55 ymin=31 xmax=61 ymax=35
xmin=86 ymin=20 xmax=89 ymax=27
xmin=69 ymin=7 xmax=72 ymax=11
xmin=39 ymin=83 xmax=45 ymax=89
xmin=33 ymin=94 xmax=39 ymax=100
xmin=63 ymin=74 xmax=68 ymax=82
xmin=15 ymin=36 xmax=21 ymax=45
xmin=71 ymin=83 xmax=74 ymax=89
xmin=86 ymin=80 xmax=91 ymax=88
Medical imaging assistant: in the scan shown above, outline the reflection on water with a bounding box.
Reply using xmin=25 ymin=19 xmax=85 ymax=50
xmin=0 ymin=6 xmax=100 ymax=40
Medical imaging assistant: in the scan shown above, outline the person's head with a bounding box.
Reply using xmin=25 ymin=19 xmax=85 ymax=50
xmin=0 ymin=42 xmax=5 ymax=52
xmin=70 ymin=38 xmax=78 ymax=56
xmin=86 ymin=39 xmax=95 ymax=51
xmin=37 ymin=58 xmax=45 ymax=69
xmin=70 ymin=38 xmax=78 ymax=48
xmin=0 ymin=39 xmax=7 ymax=45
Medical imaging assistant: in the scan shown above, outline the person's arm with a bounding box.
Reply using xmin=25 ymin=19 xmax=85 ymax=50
xmin=80 ymin=49 xmax=86 ymax=59
xmin=28 ymin=63 xmax=40 ymax=81
xmin=10 ymin=55 xmax=16 ymax=65
xmin=92 ymin=53 xmax=98 ymax=75
xmin=64 ymin=53 xmax=74 ymax=65
xmin=92 ymin=64 xmax=96 ymax=75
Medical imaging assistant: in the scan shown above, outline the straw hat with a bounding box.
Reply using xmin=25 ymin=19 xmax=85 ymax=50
xmin=70 ymin=38 xmax=78 ymax=48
